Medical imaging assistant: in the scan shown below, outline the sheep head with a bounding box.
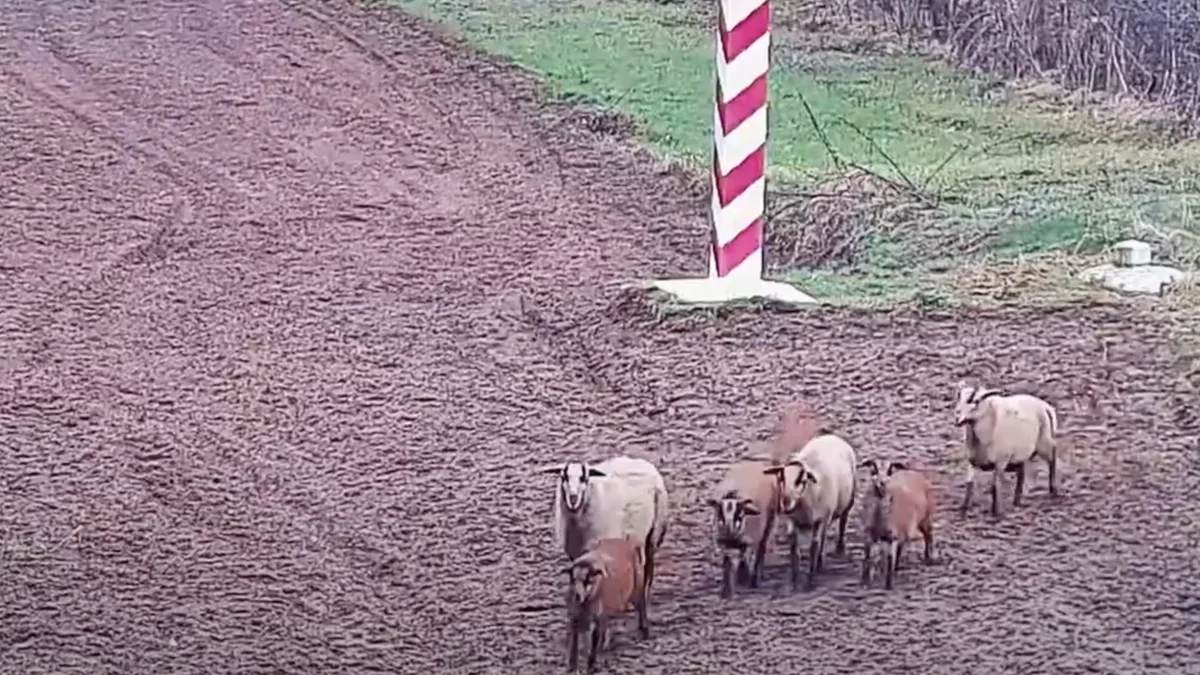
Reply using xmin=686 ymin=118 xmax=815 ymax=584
xmin=540 ymin=461 xmax=606 ymax=511
xmin=564 ymin=555 xmax=607 ymax=610
xmin=858 ymin=459 xmax=890 ymax=498
xmin=954 ymin=384 xmax=1001 ymax=426
xmin=763 ymin=460 xmax=816 ymax=514
xmin=707 ymin=492 xmax=760 ymax=545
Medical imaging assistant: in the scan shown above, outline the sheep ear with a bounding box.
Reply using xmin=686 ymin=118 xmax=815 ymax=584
xmin=762 ymin=466 xmax=783 ymax=476
xmin=887 ymin=461 xmax=908 ymax=475
xmin=858 ymin=459 xmax=879 ymax=475
xmin=705 ymin=497 xmax=720 ymax=509
xmin=539 ymin=464 xmax=565 ymax=475
xmin=974 ymin=388 xmax=1001 ymax=404
xmin=586 ymin=468 xmax=606 ymax=478
xmin=804 ymin=469 xmax=818 ymax=484
xmin=741 ymin=500 xmax=760 ymax=516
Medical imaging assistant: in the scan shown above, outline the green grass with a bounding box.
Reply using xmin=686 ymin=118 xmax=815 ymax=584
xmin=392 ymin=0 xmax=1200 ymax=306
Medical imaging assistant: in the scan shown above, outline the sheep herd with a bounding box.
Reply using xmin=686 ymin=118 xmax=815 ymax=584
xmin=538 ymin=383 xmax=1062 ymax=673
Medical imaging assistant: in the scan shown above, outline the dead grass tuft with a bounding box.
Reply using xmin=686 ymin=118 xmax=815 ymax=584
xmin=767 ymin=170 xmax=930 ymax=269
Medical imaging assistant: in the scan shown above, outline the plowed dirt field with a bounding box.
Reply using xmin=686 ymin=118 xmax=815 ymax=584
xmin=1 ymin=0 xmax=1197 ymax=673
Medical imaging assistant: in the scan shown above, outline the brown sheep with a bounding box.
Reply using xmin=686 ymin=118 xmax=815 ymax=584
xmin=859 ymin=459 xmax=936 ymax=589
xmin=706 ymin=458 xmax=780 ymax=598
xmin=563 ymin=536 xmax=648 ymax=673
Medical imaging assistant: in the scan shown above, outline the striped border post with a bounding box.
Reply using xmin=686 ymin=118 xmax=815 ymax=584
xmin=645 ymin=0 xmax=812 ymax=305
xmin=711 ymin=0 xmax=769 ymax=282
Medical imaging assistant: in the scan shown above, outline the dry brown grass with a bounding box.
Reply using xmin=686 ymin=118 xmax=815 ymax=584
xmin=766 ymin=170 xmax=930 ymax=268
xmin=832 ymin=0 xmax=1200 ymax=133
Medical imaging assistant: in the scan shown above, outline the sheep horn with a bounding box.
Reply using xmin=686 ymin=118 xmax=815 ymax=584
xmin=538 ymin=464 xmax=565 ymax=475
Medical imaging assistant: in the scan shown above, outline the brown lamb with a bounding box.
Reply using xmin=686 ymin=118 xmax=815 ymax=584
xmin=563 ymin=536 xmax=649 ymax=673
xmin=859 ymin=459 xmax=936 ymax=590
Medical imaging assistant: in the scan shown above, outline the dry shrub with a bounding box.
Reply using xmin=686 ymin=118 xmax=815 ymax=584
xmin=767 ymin=170 xmax=922 ymax=268
xmin=837 ymin=0 xmax=1200 ymax=131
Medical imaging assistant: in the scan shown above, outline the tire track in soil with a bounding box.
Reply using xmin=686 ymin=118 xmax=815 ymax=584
xmin=1 ymin=0 xmax=1198 ymax=673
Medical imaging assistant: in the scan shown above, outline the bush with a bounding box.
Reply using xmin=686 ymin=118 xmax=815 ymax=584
xmin=841 ymin=0 xmax=1200 ymax=131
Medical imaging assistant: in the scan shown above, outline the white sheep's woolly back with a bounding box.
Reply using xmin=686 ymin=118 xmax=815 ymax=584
xmin=791 ymin=434 xmax=857 ymax=519
xmin=553 ymin=456 xmax=668 ymax=558
xmin=594 ymin=456 xmax=660 ymax=479
xmin=967 ymin=393 xmax=1056 ymax=466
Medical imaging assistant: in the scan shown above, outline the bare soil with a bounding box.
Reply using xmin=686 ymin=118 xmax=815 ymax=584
xmin=1 ymin=0 xmax=1197 ymax=673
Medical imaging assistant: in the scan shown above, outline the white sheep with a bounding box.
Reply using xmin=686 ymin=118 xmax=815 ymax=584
xmin=954 ymin=384 xmax=1059 ymax=518
xmin=540 ymin=455 xmax=670 ymax=595
xmin=762 ymin=433 xmax=857 ymax=591
xmin=757 ymin=403 xmax=823 ymax=544
xmin=706 ymin=458 xmax=780 ymax=599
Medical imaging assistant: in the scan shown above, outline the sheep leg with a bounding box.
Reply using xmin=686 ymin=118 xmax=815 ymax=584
xmin=959 ymin=465 xmax=975 ymax=518
xmin=642 ymin=539 xmax=657 ymax=597
xmin=736 ymin=551 xmax=751 ymax=586
xmin=921 ymin=522 xmax=934 ymax=564
xmin=634 ymin=586 xmax=650 ymax=639
xmin=1048 ymin=451 xmax=1059 ymax=497
xmin=720 ymin=553 xmax=734 ymax=600
xmin=990 ymin=465 xmax=1007 ymax=517
xmin=568 ymin=621 xmax=580 ymax=672
xmin=751 ymin=529 xmax=770 ymax=588
xmin=860 ymin=540 xmax=873 ymax=586
xmin=806 ymin=520 xmax=827 ymax=591
xmin=788 ymin=525 xmax=801 ymax=591
xmin=586 ymin=618 xmax=605 ymax=673
xmin=884 ymin=540 xmax=898 ymax=590
xmin=895 ymin=541 xmax=906 ymax=570
xmin=1012 ymin=463 xmax=1026 ymax=507
xmin=806 ymin=530 xmax=821 ymax=590
xmin=835 ymin=508 xmax=850 ymax=556
xmin=817 ymin=518 xmax=832 ymax=572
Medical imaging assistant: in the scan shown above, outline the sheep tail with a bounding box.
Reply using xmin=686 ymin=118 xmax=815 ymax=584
xmin=652 ymin=485 xmax=669 ymax=549
xmin=1041 ymin=403 xmax=1060 ymax=463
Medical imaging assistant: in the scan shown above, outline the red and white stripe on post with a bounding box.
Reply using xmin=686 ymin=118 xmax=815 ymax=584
xmin=646 ymin=0 xmax=811 ymax=304
xmin=710 ymin=0 xmax=769 ymax=282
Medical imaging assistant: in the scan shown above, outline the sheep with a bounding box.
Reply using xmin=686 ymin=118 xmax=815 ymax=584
xmin=706 ymin=457 xmax=780 ymax=599
xmin=540 ymin=455 xmax=670 ymax=597
xmin=762 ymin=432 xmax=858 ymax=591
xmin=563 ymin=536 xmax=649 ymax=673
xmin=858 ymin=458 xmax=936 ymax=590
xmin=954 ymin=384 xmax=1059 ymax=518
xmin=757 ymin=403 xmax=823 ymax=544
